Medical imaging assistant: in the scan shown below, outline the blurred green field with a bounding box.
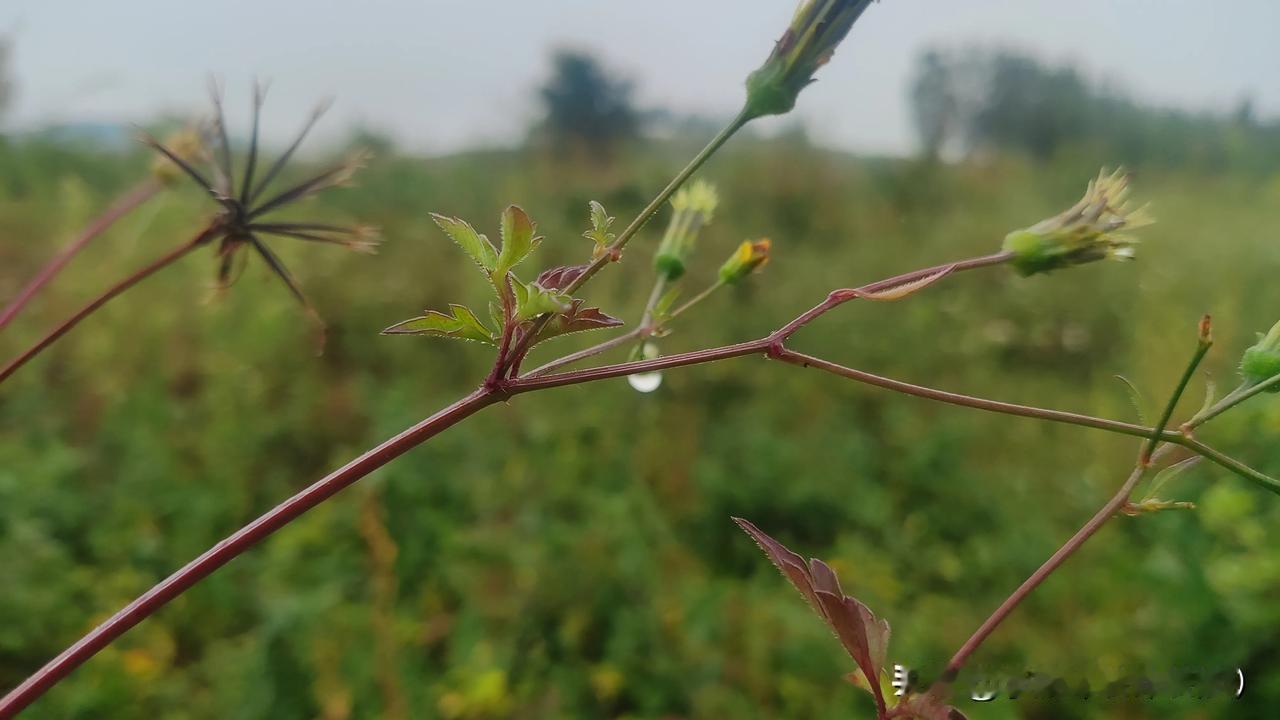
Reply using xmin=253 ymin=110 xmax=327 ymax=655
xmin=3 ymin=129 xmax=1280 ymax=720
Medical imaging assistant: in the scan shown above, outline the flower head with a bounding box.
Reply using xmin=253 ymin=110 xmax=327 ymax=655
xmin=1002 ymin=168 xmax=1153 ymax=277
xmin=718 ymin=239 xmax=772 ymax=284
xmin=142 ymin=81 xmax=377 ymax=336
xmin=654 ymin=180 xmax=719 ymax=281
xmin=744 ymin=0 xmax=878 ymax=118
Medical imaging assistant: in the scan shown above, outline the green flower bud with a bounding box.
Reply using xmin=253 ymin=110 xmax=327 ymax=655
xmin=744 ymin=0 xmax=878 ymax=119
xmin=654 ymin=180 xmax=719 ymax=280
xmin=718 ymin=239 xmax=772 ymax=284
xmin=1002 ymin=168 xmax=1153 ymax=276
xmin=1241 ymin=320 xmax=1280 ymax=392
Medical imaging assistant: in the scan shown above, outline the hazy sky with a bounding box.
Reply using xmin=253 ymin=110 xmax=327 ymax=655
xmin=3 ymin=1 xmax=1278 ymax=155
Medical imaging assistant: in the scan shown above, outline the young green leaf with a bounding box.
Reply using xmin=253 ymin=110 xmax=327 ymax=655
xmin=584 ymin=200 xmax=616 ymax=257
xmin=497 ymin=205 xmax=541 ymax=275
xmin=381 ymin=303 xmax=497 ymax=345
xmin=512 ymin=277 xmax=570 ymax=321
xmin=432 ymin=213 xmax=498 ymax=274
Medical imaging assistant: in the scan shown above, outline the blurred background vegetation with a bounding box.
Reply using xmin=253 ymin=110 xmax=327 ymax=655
xmin=3 ymin=36 xmax=1280 ymax=720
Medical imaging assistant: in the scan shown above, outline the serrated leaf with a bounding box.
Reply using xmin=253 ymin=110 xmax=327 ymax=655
xmin=532 ymin=300 xmax=624 ymax=345
xmin=512 ymin=277 xmax=570 ymax=321
xmin=487 ymin=300 xmax=504 ymax=333
xmin=536 ymin=263 xmax=590 ymax=292
xmin=381 ymin=303 xmax=497 ymax=345
xmin=432 ymin=213 xmax=497 ymax=274
xmin=1197 ymin=376 xmax=1218 ymax=420
xmin=497 ymin=205 xmax=541 ymax=275
xmin=1142 ymin=456 xmax=1202 ymax=502
xmin=1114 ymin=374 xmax=1148 ymax=425
xmin=733 ymin=517 xmax=890 ymax=713
xmin=584 ymin=200 xmax=616 ymax=257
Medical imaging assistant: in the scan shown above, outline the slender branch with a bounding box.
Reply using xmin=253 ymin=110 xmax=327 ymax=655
xmin=1186 ymin=374 xmax=1280 ymax=430
xmin=769 ymin=348 xmax=1165 ymax=442
xmin=1141 ymin=316 xmax=1212 ymax=464
xmin=0 ymin=226 xmax=215 ymax=386
xmin=523 ymin=326 xmax=646 ymax=378
xmin=501 ymin=108 xmax=753 ymax=374
xmin=0 ymin=389 xmax=497 ymax=719
xmin=668 ymin=280 xmax=723 ymax=320
xmin=0 ymin=180 xmax=162 ymax=331
xmin=1180 ymin=437 xmax=1280 ymax=495
xmin=934 ymin=465 xmax=1148 ymax=691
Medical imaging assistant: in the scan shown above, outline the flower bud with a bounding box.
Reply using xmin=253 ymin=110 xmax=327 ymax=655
xmin=1241 ymin=319 xmax=1280 ymax=392
xmin=744 ymin=0 xmax=877 ymax=119
xmin=654 ymin=180 xmax=719 ymax=280
xmin=718 ymin=239 xmax=771 ymax=284
xmin=1002 ymin=168 xmax=1152 ymax=276
xmin=150 ymin=128 xmax=205 ymax=186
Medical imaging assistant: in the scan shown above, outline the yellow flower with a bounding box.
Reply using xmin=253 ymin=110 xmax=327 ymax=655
xmin=1003 ymin=168 xmax=1153 ymax=276
xmin=719 ymin=238 xmax=772 ymax=284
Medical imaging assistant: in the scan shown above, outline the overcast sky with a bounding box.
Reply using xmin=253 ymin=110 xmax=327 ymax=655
xmin=3 ymin=1 xmax=1278 ymax=156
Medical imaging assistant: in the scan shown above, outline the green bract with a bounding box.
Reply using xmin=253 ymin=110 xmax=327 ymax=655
xmin=744 ymin=0 xmax=877 ymax=119
xmin=1242 ymin=320 xmax=1280 ymax=391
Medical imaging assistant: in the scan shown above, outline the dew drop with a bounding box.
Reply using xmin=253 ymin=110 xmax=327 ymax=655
xmin=628 ymin=371 xmax=663 ymax=393
xmin=628 ymin=341 xmax=663 ymax=393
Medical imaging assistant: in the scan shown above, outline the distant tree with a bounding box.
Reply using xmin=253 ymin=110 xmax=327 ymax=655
xmin=908 ymin=46 xmax=1280 ymax=173
xmin=536 ymin=50 xmax=640 ymax=158
xmin=909 ymin=50 xmax=956 ymax=159
xmin=0 ymin=36 xmax=12 ymax=121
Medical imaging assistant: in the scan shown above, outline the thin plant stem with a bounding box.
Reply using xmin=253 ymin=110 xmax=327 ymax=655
xmin=502 ymin=108 xmax=753 ymax=373
xmin=1141 ymin=316 xmax=1212 ymax=464
xmin=0 ymin=227 xmax=215 ymax=386
xmin=934 ymin=465 xmax=1148 ymax=691
xmin=668 ymin=280 xmax=723 ymax=320
xmin=1186 ymin=380 xmax=1267 ymax=430
xmin=523 ymin=326 xmax=645 ymax=378
xmin=0 ymin=389 xmax=497 ymax=719
xmin=0 ymin=180 xmax=162 ymax=331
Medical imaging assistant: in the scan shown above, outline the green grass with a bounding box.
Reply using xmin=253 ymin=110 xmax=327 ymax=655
xmin=3 ymin=134 xmax=1280 ymax=719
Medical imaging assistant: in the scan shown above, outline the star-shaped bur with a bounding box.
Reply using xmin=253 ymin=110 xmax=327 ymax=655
xmin=143 ymin=80 xmax=378 ymax=346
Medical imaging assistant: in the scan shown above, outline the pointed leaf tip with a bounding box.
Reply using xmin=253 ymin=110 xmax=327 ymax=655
xmin=432 ymin=213 xmax=498 ymax=273
xmin=497 ymin=205 xmax=541 ymax=275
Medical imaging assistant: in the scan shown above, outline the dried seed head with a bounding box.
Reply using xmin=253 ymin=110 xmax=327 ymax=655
xmin=745 ymin=0 xmax=878 ymax=119
xmin=719 ymin=238 xmax=772 ymax=284
xmin=1003 ymin=168 xmax=1153 ymax=276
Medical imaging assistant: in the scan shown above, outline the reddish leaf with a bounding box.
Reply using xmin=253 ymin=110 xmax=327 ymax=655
xmin=530 ymin=299 xmax=623 ymax=345
xmin=734 ymin=517 xmax=891 ymax=716
xmin=536 ymin=263 xmax=591 ymax=292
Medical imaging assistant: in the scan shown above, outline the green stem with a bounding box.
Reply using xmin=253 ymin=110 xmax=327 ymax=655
xmin=935 ymin=465 xmax=1148 ymax=690
xmin=1142 ymin=323 xmax=1212 ymax=464
xmin=1185 ymin=381 xmax=1258 ymax=430
xmin=668 ymin=280 xmax=724 ymax=320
